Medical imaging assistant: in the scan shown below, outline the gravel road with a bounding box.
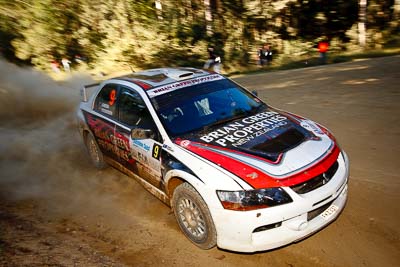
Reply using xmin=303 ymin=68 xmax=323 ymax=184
xmin=1 ymin=56 xmax=399 ymax=267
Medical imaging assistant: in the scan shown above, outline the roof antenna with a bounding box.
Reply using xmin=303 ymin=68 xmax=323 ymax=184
xmin=129 ymin=65 xmax=135 ymax=73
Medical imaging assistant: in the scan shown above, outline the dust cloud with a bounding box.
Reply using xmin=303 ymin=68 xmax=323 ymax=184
xmin=0 ymin=62 xmax=175 ymax=267
xmin=0 ymin=60 xmax=126 ymax=217
xmin=0 ymin=60 xmax=78 ymax=124
xmin=0 ymin=59 xmax=87 ymax=197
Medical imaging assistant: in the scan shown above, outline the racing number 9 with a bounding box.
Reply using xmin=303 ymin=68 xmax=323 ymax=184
xmin=152 ymin=144 xmax=161 ymax=160
xmin=109 ymin=89 xmax=117 ymax=106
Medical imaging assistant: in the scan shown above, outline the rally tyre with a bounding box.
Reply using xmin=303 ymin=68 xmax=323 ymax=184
xmin=172 ymin=183 xmax=217 ymax=249
xmin=85 ymin=133 xmax=107 ymax=169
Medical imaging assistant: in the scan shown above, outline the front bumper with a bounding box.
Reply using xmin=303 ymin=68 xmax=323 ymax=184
xmin=212 ymin=151 xmax=349 ymax=252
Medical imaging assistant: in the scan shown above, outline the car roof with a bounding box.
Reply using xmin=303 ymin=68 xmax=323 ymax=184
xmin=114 ymin=67 xmax=214 ymax=90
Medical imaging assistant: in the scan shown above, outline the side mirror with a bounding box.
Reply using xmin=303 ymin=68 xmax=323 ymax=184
xmin=251 ymin=90 xmax=258 ymax=96
xmin=131 ymin=128 xmax=154 ymax=139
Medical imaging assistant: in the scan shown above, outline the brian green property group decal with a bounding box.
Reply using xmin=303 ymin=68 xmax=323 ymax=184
xmin=200 ymin=111 xmax=288 ymax=147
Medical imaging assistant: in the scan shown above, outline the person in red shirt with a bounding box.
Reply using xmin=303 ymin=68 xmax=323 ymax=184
xmin=318 ymin=40 xmax=329 ymax=64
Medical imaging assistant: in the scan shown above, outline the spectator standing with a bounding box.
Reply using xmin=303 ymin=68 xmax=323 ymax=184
xmin=61 ymin=57 xmax=71 ymax=72
xmin=318 ymin=40 xmax=329 ymax=64
xmin=203 ymin=46 xmax=221 ymax=73
xmin=259 ymin=44 xmax=273 ymax=67
xmin=265 ymin=44 xmax=273 ymax=64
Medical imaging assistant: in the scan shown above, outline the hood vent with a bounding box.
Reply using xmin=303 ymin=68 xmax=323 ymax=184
xmin=166 ymin=70 xmax=194 ymax=80
xmin=252 ymin=128 xmax=305 ymax=154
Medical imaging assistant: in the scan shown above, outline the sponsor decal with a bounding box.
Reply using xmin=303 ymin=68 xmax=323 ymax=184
xmin=199 ymin=111 xmax=288 ymax=147
xmin=180 ymin=140 xmax=191 ymax=147
xmin=162 ymin=143 xmax=174 ymax=152
xmin=100 ymin=103 xmax=113 ymax=115
xmin=137 ymin=151 xmax=149 ymax=164
xmin=147 ymin=74 xmax=224 ymax=97
xmin=101 ymin=103 xmax=110 ymax=109
xmin=246 ymin=172 xmax=259 ymax=179
xmin=300 ymin=120 xmax=324 ymax=135
xmin=85 ymin=113 xmax=132 ymax=162
xmin=100 ymin=108 xmax=113 ymax=116
xmin=132 ymin=139 xmax=151 ymax=151
xmin=130 ymin=139 xmax=162 ymax=174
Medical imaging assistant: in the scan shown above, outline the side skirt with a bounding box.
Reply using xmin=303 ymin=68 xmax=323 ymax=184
xmin=104 ymin=157 xmax=170 ymax=206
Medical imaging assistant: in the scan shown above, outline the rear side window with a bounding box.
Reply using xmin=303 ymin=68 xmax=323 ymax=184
xmin=94 ymin=84 xmax=119 ymax=117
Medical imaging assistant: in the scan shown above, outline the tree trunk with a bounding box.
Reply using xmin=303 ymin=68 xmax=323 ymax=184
xmin=204 ymin=0 xmax=213 ymax=35
xmin=155 ymin=0 xmax=163 ymax=20
xmin=358 ymin=0 xmax=367 ymax=47
xmin=393 ymin=0 xmax=400 ymax=30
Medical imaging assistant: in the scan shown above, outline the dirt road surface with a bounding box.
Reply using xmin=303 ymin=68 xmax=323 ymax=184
xmin=0 ymin=56 xmax=399 ymax=266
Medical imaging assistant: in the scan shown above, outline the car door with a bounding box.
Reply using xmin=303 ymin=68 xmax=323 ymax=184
xmin=85 ymin=83 xmax=119 ymax=161
xmin=115 ymin=86 xmax=163 ymax=189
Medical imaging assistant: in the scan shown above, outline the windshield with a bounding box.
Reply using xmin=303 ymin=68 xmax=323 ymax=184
xmin=152 ymin=79 xmax=267 ymax=136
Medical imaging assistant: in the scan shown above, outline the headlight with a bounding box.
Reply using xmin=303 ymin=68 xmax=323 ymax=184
xmin=216 ymin=188 xmax=292 ymax=211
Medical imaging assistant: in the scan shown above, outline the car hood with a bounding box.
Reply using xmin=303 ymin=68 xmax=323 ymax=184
xmin=174 ymin=108 xmax=339 ymax=188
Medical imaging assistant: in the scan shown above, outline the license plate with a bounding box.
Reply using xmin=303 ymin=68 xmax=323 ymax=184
xmin=320 ymin=204 xmax=339 ymax=220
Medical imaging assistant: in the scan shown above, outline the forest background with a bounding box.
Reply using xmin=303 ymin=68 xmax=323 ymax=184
xmin=0 ymin=0 xmax=399 ymax=75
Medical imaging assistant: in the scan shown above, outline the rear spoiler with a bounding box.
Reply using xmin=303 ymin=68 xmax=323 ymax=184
xmin=80 ymin=83 xmax=100 ymax=102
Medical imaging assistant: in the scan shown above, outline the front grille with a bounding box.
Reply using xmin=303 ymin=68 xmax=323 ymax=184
xmin=307 ymin=200 xmax=333 ymax=221
xmin=291 ymin=161 xmax=339 ymax=194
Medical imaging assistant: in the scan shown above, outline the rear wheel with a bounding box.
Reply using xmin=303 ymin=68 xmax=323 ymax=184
xmin=85 ymin=133 xmax=107 ymax=169
xmin=172 ymin=183 xmax=217 ymax=249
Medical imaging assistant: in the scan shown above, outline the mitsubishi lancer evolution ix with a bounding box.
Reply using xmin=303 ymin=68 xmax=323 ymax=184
xmin=77 ymin=68 xmax=349 ymax=252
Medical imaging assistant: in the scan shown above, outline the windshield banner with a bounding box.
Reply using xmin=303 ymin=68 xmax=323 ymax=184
xmin=147 ymin=74 xmax=224 ymax=97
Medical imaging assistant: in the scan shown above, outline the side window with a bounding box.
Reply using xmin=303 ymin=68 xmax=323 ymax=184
xmin=119 ymin=89 xmax=144 ymax=126
xmin=94 ymin=84 xmax=118 ymax=117
xmin=118 ymin=88 xmax=157 ymax=131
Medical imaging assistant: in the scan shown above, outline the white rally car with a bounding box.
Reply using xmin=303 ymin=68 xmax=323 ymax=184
xmin=77 ymin=68 xmax=349 ymax=252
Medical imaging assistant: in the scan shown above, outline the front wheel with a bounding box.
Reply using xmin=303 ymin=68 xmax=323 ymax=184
xmin=172 ymin=183 xmax=217 ymax=249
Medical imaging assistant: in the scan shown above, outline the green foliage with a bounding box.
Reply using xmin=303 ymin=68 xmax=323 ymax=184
xmin=280 ymin=0 xmax=359 ymax=41
xmin=0 ymin=0 xmax=398 ymax=74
